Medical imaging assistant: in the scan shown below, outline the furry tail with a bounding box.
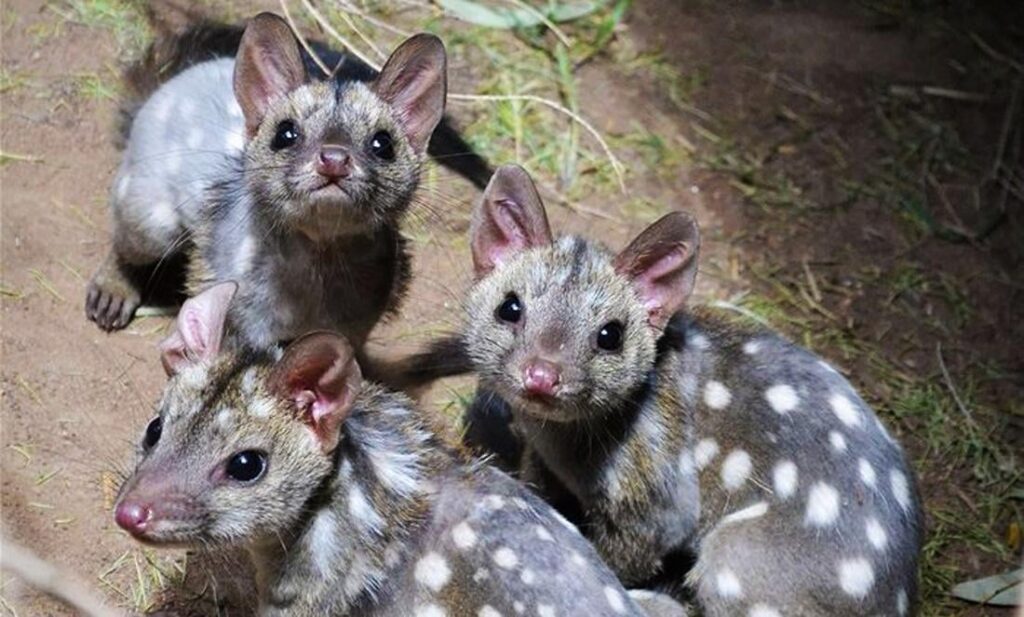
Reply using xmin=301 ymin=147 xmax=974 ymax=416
xmin=116 ymin=4 xmax=493 ymax=188
xmin=362 ymin=334 xmax=474 ymax=393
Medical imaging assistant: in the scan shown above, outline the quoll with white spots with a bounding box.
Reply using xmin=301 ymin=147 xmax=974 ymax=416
xmin=115 ymin=284 xmax=684 ymax=617
xmin=397 ymin=165 xmax=925 ymax=616
xmin=85 ymin=12 xmax=491 ymax=351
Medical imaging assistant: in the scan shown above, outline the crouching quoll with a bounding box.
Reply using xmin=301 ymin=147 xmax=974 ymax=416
xmin=114 ymin=283 xmax=684 ymax=616
xmin=442 ymin=165 xmax=924 ymax=616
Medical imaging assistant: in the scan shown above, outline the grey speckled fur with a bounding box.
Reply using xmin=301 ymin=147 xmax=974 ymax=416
xmin=446 ymin=166 xmax=924 ymax=616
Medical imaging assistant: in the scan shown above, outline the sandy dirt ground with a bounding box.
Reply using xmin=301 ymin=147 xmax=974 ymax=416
xmin=1 ymin=0 xmax=1020 ymax=615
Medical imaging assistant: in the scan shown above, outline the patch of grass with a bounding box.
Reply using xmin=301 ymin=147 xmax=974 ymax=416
xmin=98 ymin=548 xmax=187 ymax=613
xmin=57 ymin=0 xmax=149 ymax=53
xmin=0 ymin=69 xmax=30 ymax=95
xmin=72 ymin=72 xmax=119 ymax=101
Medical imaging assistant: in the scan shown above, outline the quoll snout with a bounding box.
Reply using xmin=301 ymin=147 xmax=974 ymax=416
xmin=522 ymin=358 xmax=561 ymax=397
xmin=316 ymin=145 xmax=352 ymax=181
xmin=114 ymin=500 xmax=152 ymax=537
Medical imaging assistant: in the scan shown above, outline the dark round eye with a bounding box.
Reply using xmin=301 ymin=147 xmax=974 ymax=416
xmin=496 ymin=293 xmax=523 ymax=324
xmin=226 ymin=450 xmax=267 ymax=483
xmin=143 ymin=417 xmax=162 ymax=450
xmin=369 ymin=130 xmax=395 ymax=160
xmin=596 ymin=321 xmax=624 ymax=352
xmin=271 ymin=120 xmax=300 ymax=151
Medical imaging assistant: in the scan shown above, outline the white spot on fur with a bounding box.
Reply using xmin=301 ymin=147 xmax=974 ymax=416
xmin=765 ymin=384 xmax=799 ymax=413
xmin=484 ymin=494 xmax=506 ymax=510
xmin=492 ymin=547 xmax=518 ymax=569
xmin=513 ymin=602 xmax=525 ymax=614
xmin=308 ymin=509 xmax=338 ymax=575
xmin=149 ymin=200 xmax=178 ymax=235
xmin=234 ymin=235 xmax=256 ymax=276
xmin=749 ymin=605 xmax=782 ymax=617
xmin=805 ymin=482 xmax=840 ymax=527
xmin=216 ymin=408 xmax=232 ymax=428
xmin=866 ymin=517 xmax=888 ymax=551
xmin=479 ymin=607 xmax=502 ymax=617
xmin=772 ymin=460 xmax=798 ymax=500
xmin=721 ymin=501 xmax=769 ymax=525
xmin=604 ymin=586 xmax=626 ymax=614
xmin=472 ymin=568 xmax=490 ymax=583
xmin=520 ymin=568 xmax=536 ymax=585
xmin=830 ymin=393 xmax=863 ymax=428
xmin=743 ymin=340 xmax=761 ymax=355
xmin=859 ymin=458 xmax=877 ymax=488
xmin=721 ymin=450 xmax=752 ymax=491
xmin=829 ymin=430 xmax=848 ymax=452
xmin=689 ymin=332 xmax=710 ymax=350
xmin=348 ymin=484 xmax=383 ymax=534
xmin=537 ymin=605 xmax=555 ymax=617
xmin=367 ymin=446 xmax=421 ymax=498
xmin=249 ymin=396 xmax=274 ymax=418
xmin=535 ymin=525 xmax=553 ymax=542
xmin=678 ymin=449 xmax=695 ymax=475
xmin=115 ymin=174 xmax=130 ymax=200
xmin=694 ymin=439 xmax=719 ymax=470
xmin=570 ymin=551 xmax=587 ymax=567
xmin=716 ymin=568 xmax=743 ymax=598
xmin=838 ymin=558 xmax=875 ymax=598
xmin=890 ymin=469 xmax=911 ymax=512
xmin=225 ymin=130 xmax=245 ymax=153
xmin=704 ymin=381 xmax=732 ymax=409
xmin=897 ymin=588 xmax=909 ymax=615
xmin=414 ymin=552 xmax=451 ymax=592
xmin=452 ymin=521 xmax=477 ymax=549
xmin=415 ymin=604 xmax=447 ymax=617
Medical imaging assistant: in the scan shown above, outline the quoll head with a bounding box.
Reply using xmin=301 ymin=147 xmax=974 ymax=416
xmin=115 ymin=283 xmax=364 ymax=547
xmin=235 ymin=13 xmax=447 ymax=238
xmin=464 ymin=165 xmax=701 ymax=421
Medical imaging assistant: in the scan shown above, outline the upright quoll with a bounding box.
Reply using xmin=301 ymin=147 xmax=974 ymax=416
xmin=413 ymin=165 xmax=924 ymax=616
xmin=114 ymin=283 xmax=685 ymax=616
xmin=87 ymin=13 xmax=488 ymax=354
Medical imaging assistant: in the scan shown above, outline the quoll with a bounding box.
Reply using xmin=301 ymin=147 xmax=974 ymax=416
xmin=115 ymin=283 xmax=685 ymax=617
xmin=409 ymin=165 xmax=925 ymax=616
xmin=86 ymin=12 xmax=488 ymax=355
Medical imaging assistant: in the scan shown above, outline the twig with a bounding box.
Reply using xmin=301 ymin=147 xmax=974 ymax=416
xmin=0 ymin=539 xmax=122 ymax=617
xmin=920 ymin=86 xmax=989 ymax=103
xmin=333 ymin=2 xmax=389 ymax=61
xmin=970 ymin=32 xmax=1024 ymax=75
xmin=336 ymin=0 xmax=414 ymax=38
xmin=507 ymin=0 xmax=572 ymax=47
xmin=301 ymin=0 xmax=382 ymax=71
xmin=710 ymin=299 xmax=773 ymax=328
xmin=801 ymin=258 xmax=822 ymax=303
xmin=450 ymin=93 xmax=626 ymax=192
xmin=280 ymin=0 xmax=332 ymax=77
xmin=936 ymin=343 xmax=976 ymax=426
xmin=991 ymin=80 xmax=1020 ymax=180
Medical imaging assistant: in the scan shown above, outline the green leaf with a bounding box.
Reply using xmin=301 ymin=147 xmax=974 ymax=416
xmin=437 ymin=0 xmax=609 ymax=29
xmin=951 ymin=569 xmax=1021 ymax=606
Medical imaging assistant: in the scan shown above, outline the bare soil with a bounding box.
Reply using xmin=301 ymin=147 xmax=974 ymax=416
xmin=1 ymin=1 xmax=1020 ymax=615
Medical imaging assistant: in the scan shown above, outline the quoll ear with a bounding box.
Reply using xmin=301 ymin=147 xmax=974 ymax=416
xmin=470 ymin=164 xmax=553 ymax=278
xmin=268 ymin=332 xmax=362 ymax=454
xmin=234 ymin=12 xmax=307 ymax=136
xmin=613 ymin=212 xmax=701 ymax=330
xmin=159 ymin=282 xmax=238 ymax=377
xmin=372 ymin=33 xmax=447 ymax=154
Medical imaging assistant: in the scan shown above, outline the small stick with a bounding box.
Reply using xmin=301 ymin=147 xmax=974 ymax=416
xmin=0 ymin=539 xmax=122 ymax=617
xmin=279 ymin=0 xmax=332 ymax=77
xmin=935 ymin=343 xmax=976 ymax=426
xmin=301 ymin=0 xmax=382 ymax=71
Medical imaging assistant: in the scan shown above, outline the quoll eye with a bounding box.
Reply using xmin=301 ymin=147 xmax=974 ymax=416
xmin=496 ymin=293 xmax=523 ymax=324
xmin=226 ymin=450 xmax=268 ymax=483
xmin=596 ymin=321 xmax=624 ymax=352
xmin=271 ymin=120 xmax=300 ymax=151
xmin=369 ymin=130 xmax=395 ymax=160
xmin=143 ymin=417 xmax=162 ymax=450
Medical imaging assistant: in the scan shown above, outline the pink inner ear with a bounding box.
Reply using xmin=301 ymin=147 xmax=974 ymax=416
xmin=633 ymin=249 xmax=688 ymax=319
xmin=487 ymin=199 xmax=531 ymax=263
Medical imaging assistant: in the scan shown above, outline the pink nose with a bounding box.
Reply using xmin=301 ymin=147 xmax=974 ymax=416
xmin=316 ymin=146 xmax=351 ymax=180
xmin=522 ymin=359 xmax=561 ymax=397
xmin=115 ymin=501 xmax=151 ymax=536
